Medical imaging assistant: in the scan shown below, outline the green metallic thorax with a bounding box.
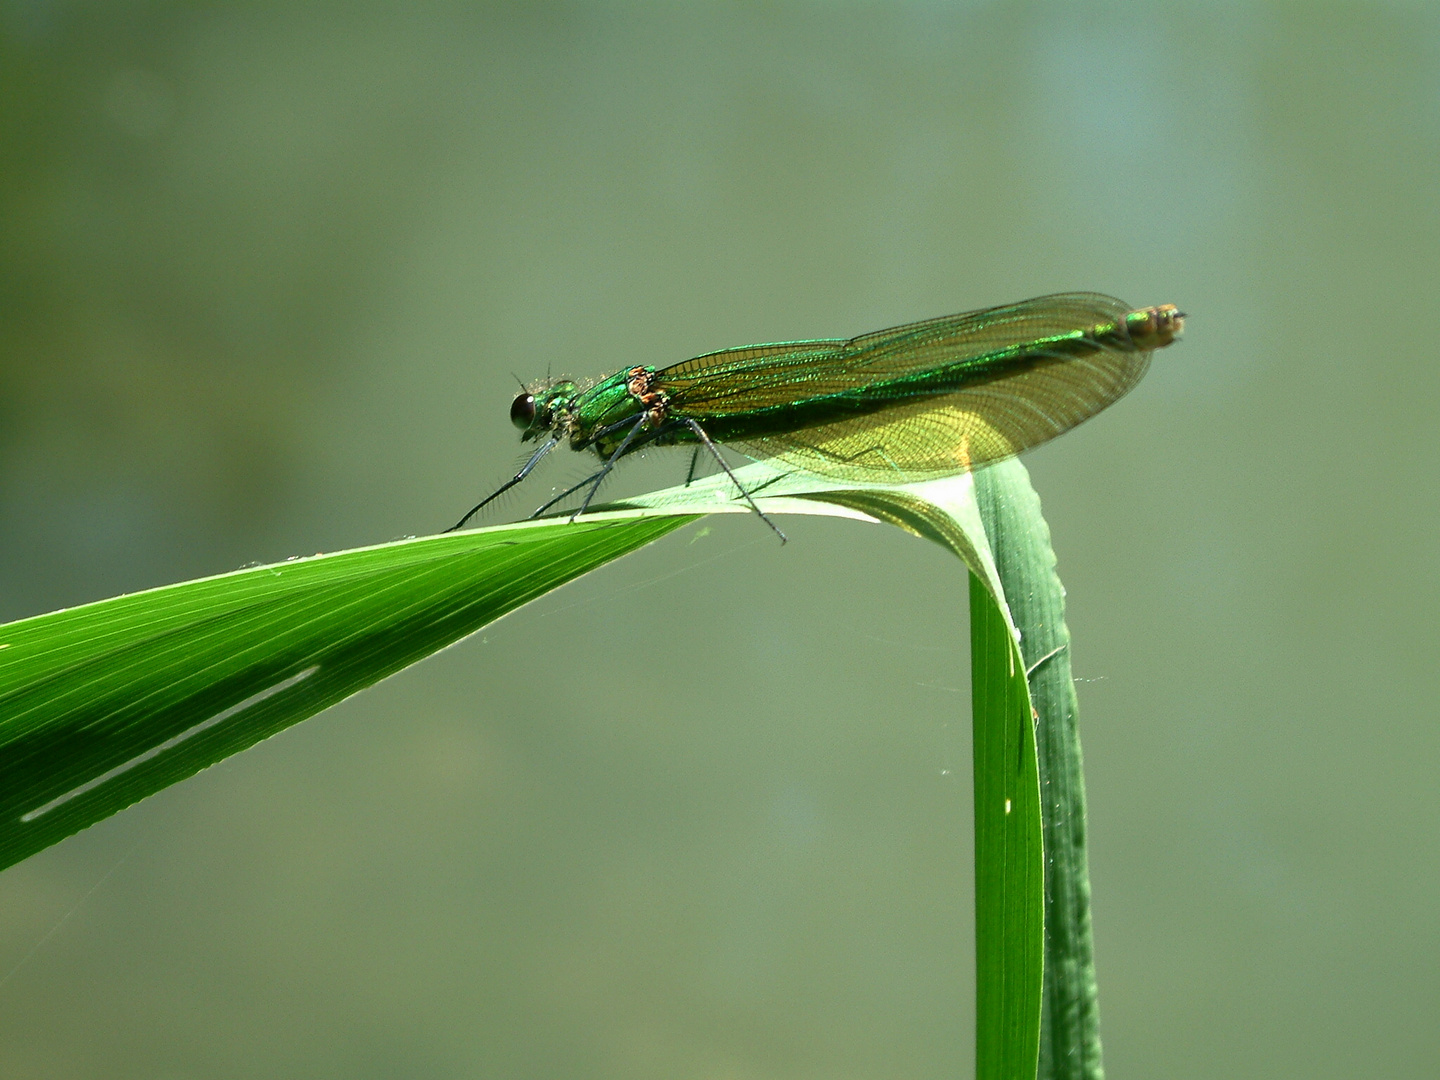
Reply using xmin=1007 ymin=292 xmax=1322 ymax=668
xmin=567 ymin=371 xmax=649 ymax=456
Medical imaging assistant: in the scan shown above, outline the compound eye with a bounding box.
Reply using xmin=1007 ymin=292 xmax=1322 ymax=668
xmin=510 ymin=393 xmax=536 ymax=430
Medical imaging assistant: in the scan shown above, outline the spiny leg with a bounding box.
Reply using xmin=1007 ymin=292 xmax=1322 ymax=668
xmin=448 ymin=435 xmax=561 ymax=531
xmin=571 ymin=414 xmax=652 ymax=520
xmin=684 ymin=418 xmax=787 ymax=544
xmin=528 ymin=420 xmax=684 ymax=520
xmin=684 ymin=446 xmax=703 ymax=487
xmin=529 ymin=471 xmax=603 ymax=519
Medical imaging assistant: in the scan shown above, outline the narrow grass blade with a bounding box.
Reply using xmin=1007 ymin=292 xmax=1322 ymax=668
xmin=975 ymin=459 xmax=1102 ymax=1080
xmin=970 ymin=570 xmax=1044 ymax=1080
xmin=0 ymin=516 xmax=694 ymax=871
xmin=763 ymin=471 xmax=1046 ymax=1080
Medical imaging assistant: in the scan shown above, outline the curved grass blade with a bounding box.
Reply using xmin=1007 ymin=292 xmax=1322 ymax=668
xmin=621 ymin=463 xmax=1047 ymax=1080
xmin=0 ymin=461 xmax=1055 ymax=1080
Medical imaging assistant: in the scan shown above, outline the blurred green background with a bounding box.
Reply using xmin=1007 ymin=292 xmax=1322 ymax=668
xmin=2 ymin=2 xmax=1437 ymax=1077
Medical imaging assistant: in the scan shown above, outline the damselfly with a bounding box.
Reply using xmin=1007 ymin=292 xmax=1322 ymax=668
xmin=451 ymin=293 xmax=1184 ymax=540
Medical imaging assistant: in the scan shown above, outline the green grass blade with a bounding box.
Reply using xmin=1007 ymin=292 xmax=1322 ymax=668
xmin=0 ymin=515 xmax=695 ymax=872
xmin=975 ymin=459 xmax=1102 ymax=1080
xmin=0 ymin=460 xmax=1061 ymax=1080
xmin=969 ymin=570 xmax=1044 ymax=1080
xmin=772 ymin=474 xmax=1046 ymax=1080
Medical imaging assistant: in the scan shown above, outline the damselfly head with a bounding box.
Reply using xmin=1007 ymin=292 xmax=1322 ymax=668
xmin=512 ymin=380 xmax=578 ymax=441
xmin=1122 ymin=304 xmax=1185 ymax=350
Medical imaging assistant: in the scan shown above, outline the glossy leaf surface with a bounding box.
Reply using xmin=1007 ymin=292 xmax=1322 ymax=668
xmin=0 ymin=462 xmax=1056 ymax=1080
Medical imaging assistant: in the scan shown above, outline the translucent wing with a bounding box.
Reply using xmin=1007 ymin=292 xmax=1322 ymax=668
xmin=736 ymin=318 xmax=1153 ymax=481
xmin=657 ymin=340 xmax=851 ymax=412
xmin=657 ymin=293 xmax=1136 ymax=415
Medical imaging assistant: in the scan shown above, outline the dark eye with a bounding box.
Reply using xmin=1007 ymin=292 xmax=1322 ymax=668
xmin=510 ymin=393 xmax=536 ymax=430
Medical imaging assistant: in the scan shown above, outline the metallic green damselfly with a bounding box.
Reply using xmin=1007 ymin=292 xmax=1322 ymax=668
xmin=452 ymin=293 xmax=1184 ymax=540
